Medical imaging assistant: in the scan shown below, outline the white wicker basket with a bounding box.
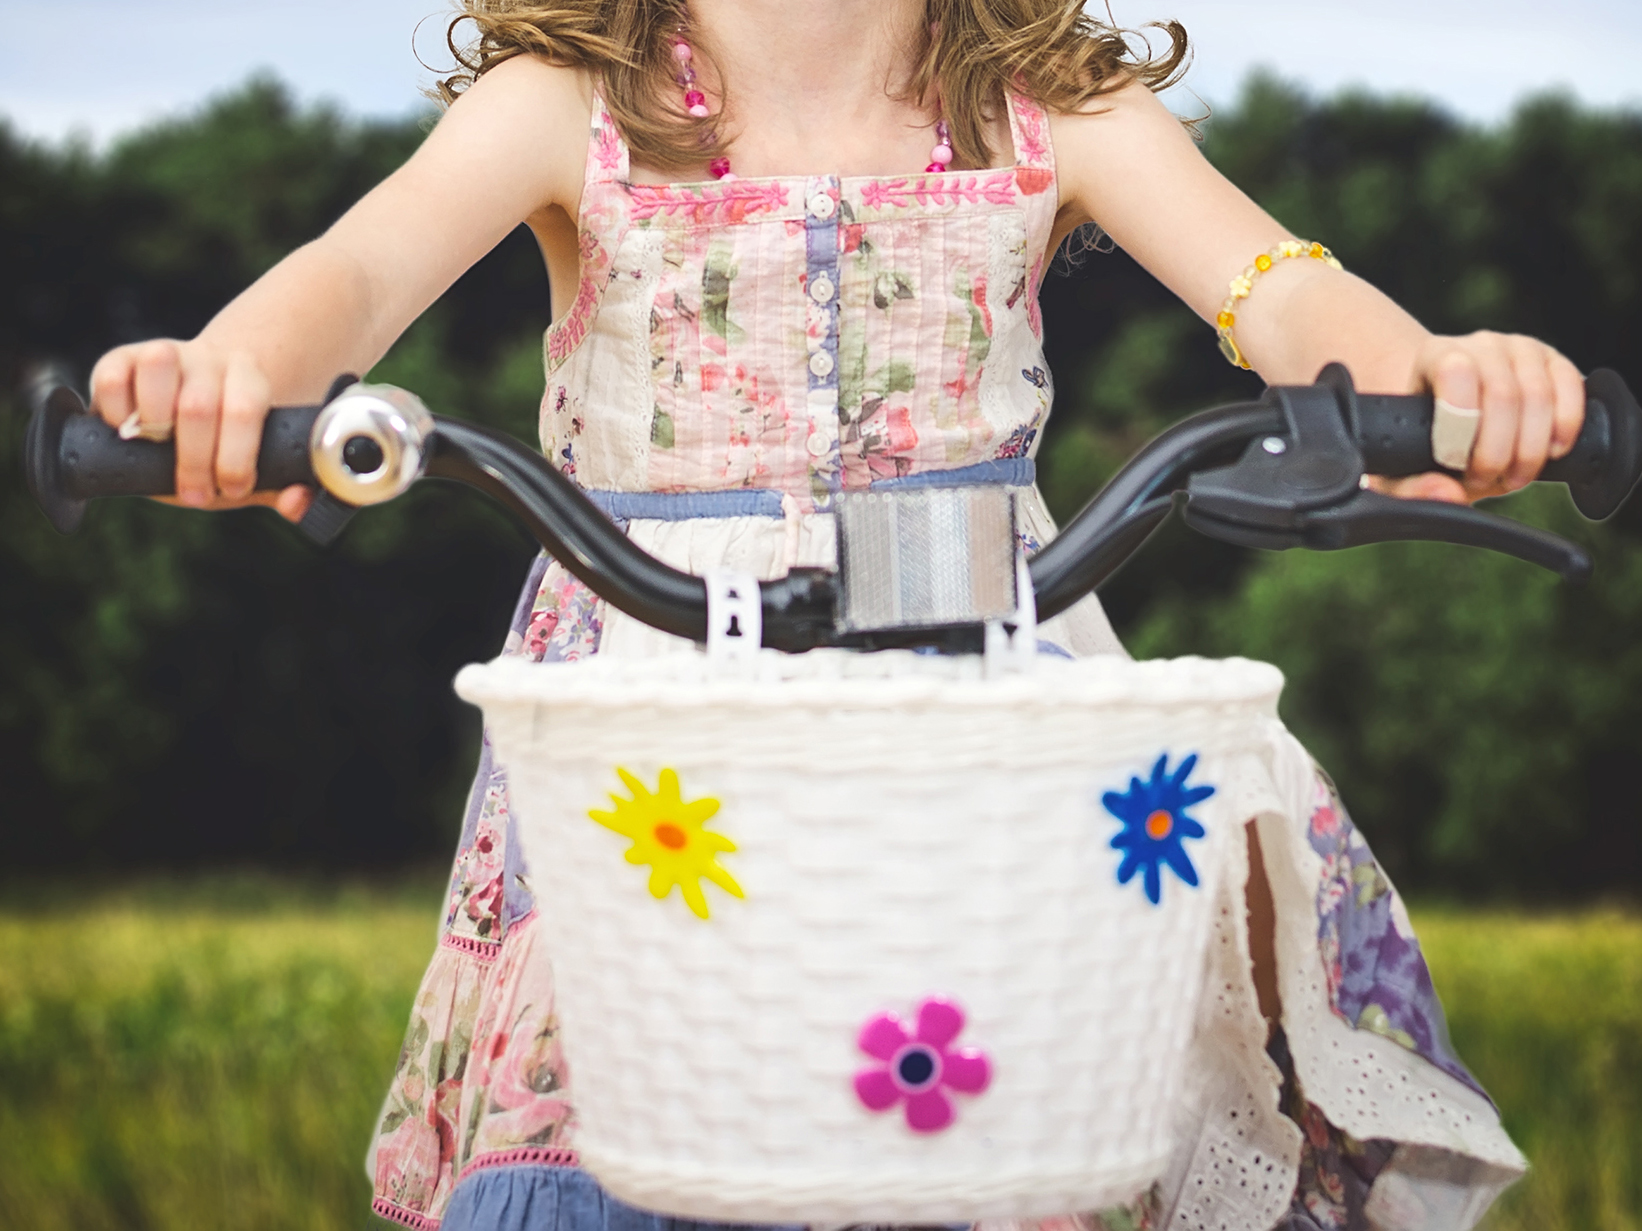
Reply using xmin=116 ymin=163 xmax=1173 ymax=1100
xmin=455 ymin=651 xmax=1286 ymax=1224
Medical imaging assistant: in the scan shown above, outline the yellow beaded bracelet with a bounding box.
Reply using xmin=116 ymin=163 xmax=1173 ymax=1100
xmin=1216 ymin=240 xmax=1344 ymax=369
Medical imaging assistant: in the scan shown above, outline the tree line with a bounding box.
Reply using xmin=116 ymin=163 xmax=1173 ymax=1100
xmin=2 ymin=75 xmax=1639 ymax=895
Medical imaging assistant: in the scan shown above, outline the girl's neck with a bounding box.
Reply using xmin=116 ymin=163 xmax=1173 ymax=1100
xmin=686 ymin=0 xmax=936 ymax=174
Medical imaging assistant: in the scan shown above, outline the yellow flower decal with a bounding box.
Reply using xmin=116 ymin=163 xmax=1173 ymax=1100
xmin=589 ymin=768 xmax=744 ymax=919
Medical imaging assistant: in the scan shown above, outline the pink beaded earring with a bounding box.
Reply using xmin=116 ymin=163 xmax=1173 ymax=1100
xmin=671 ymin=31 xmax=738 ymax=181
xmin=925 ymin=18 xmax=953 ymax=173
xmin=927 ymin=118 xmax=953 ymax=174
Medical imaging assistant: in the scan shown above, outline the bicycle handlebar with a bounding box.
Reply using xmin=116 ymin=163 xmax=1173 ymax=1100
xmin=25 ymin=365 xmax=1642 ymax=649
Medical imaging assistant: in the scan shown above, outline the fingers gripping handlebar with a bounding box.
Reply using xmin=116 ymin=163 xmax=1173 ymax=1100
xmin=1352 ymin=368 xmax=1641 ymax=521
xmin=25 ymin=366 xmax=1642 ymax=649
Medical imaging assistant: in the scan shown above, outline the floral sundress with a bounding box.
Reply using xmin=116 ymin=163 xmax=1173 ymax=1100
xmin=365 ymin=84 xmax=1524 ymax=1231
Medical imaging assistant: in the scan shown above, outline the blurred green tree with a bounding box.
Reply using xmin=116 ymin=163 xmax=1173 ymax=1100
xmin=0 ymin=80 xmax=543 ymax=869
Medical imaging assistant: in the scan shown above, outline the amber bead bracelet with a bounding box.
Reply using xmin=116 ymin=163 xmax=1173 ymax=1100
xmin=1216 ymin=240 xmax=1344 ymax=369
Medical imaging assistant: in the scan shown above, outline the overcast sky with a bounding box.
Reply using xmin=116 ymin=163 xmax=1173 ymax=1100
xmin=3 ymin=0 xmax=1639 ymax=144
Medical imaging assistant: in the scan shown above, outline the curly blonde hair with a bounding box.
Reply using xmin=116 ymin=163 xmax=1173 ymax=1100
xmin=435 ymin=0 xmax=1187 ymax=172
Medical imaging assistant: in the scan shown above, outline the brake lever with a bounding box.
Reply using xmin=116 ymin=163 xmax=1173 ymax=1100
xmin=1311 ymin=490 xmax=1589 ymax=579
xmin=1187 ymin=489 xmax=1592 ymax=581
xmin=1182 ymin=380 xmax=1594 ymax=582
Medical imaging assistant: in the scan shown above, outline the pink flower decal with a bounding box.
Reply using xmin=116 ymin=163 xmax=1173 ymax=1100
xmin=852 ymin=997 xmax=991 ymax=1133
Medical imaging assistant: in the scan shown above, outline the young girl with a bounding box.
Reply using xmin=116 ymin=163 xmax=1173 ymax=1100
xmin=89 ymin=1 xmax=1584 ymax=1227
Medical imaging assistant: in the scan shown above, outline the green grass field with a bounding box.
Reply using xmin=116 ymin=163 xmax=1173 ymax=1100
xmin=0 ymin=879 xmax=436 ymax=1231
xmin=0 ymin=883 xmax=1637 ymax=1231
xmin=1413 ymin=911 xmax=1642 ymax=1230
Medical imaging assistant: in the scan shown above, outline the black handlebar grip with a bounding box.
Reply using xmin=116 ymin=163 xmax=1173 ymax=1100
xmin=1352 ymin=368 xmax=1642 ymax=521
xmin=25 ymin=386 xmax=322 ymax=533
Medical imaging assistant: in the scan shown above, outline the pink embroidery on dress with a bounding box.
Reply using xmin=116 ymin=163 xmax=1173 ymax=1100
xmin=1026 ymin=256 xmax=1045 ymax=338
xmin=547 ymin=279 xmax=598 ymax=368
xmin=371 ymin=1196 xmax=441 ymax=1231
xmin=1011 ymin=96 xmax=1052 ymax=168
xmin=440 ymin=931 xmax=503 ymax=962
xmin=628 ymin=181 xmax=790 ymax=225
xmin=456 ymin=1146 xmax=580 ymax=1185
xmin=859 ymin=172 xmax=1018 ymax=210
xmin=547 ymin=227 xmax=616 ymax=369
xmin=590 ymin=121 xmax=624 ymax=175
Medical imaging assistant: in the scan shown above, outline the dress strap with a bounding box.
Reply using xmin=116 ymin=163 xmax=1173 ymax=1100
xmin=1004 ymin=89 xmax=1055 ymax=174
xmin=546 ymin=81 xmax=632 ymax=375
xmin=585 ymin=81 xmax=631 ymax=185
xmin=1003 ymin=89 xmax=1058 ymax=284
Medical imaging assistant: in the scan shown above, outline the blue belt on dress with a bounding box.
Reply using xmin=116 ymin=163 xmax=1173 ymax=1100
xmin=581 ymin=458 xmax=1035 ymax=522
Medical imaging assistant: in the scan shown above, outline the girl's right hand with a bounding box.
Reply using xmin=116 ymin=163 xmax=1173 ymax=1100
xmin=89 ymin=338 xmax=313 ymax=522
xmin=82 ymin=54 xmax=590 ymax=529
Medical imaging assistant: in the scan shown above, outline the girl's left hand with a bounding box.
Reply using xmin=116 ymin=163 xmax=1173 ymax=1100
xmin=1373 ymin=332 xmax=1587 ymax=504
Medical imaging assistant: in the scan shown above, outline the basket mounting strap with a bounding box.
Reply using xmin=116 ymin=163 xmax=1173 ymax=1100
xmin=706 ymin=569 xmax=763 ymax=660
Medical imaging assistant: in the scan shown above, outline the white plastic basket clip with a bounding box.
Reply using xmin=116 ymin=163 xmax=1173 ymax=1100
xmin=705 ymin=569 xmax=763 ymax=664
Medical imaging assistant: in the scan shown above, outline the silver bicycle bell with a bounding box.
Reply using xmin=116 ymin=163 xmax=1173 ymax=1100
xmin=309 ymin=383 xmax=435 ymax=505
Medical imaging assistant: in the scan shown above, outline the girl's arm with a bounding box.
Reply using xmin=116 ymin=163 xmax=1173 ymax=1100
xmin=1051 ymin=81 xmax=1586 ymax=502
xmin=89 ymin=55 xmax=590 ymax=517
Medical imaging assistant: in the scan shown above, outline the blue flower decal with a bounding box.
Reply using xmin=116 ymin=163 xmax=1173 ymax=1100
xmin=1103 ymin=753 xmax=1215 ymax=905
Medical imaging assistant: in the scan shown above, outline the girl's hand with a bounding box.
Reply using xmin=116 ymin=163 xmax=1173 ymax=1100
xmin=81 ymin=54 xmax=588 ymax=532
xmin=1362 ymin=332 xmax=1586 ymax=505
xmin=1047 ymin=83 xmax=1589 ymax=508
xmin=89 ymin=338 xmax=313 ymax=522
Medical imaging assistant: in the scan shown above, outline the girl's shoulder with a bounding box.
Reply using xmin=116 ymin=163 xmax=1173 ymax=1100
xmin=431 ymin=55 xmax=596 ymax=219
xmin=461 ymin=53 xmax=595 ymax=113
xmin=1041 ymin=77 xmax=1204 ymax=229
xmin=451 ymin=52 xmax=597 ymax=149
xmin=1040 ymin=74 xmax=1185 ymax=163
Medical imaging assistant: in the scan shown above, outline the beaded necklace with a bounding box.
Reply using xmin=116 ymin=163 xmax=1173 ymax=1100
xmin=670 ymin=33 xmax=953 ymax=181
